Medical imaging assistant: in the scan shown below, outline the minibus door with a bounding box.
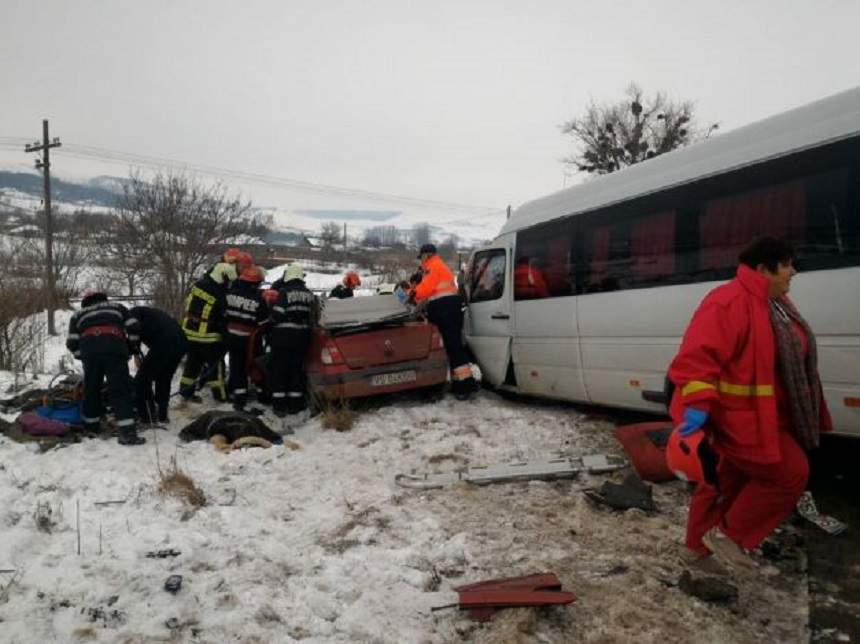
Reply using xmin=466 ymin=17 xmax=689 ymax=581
xmin=464 ymin=247 xmax=512 ymax=386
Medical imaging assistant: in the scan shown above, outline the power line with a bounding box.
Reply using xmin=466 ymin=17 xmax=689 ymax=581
xmin=2 ymin=136 xmax=510 ymax=225
xmin=52 ymin=141 xmax=502 ymax=214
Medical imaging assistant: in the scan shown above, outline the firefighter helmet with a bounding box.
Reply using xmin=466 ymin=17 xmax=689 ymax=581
xmin=666 ymin=427 xmax=720 ymax=487
xmin=237 ymin=251 xmax=254 ymax=271
xmin=283 ymin=264 xmax=305 ymax=282
xmin=344 ymin=270 xmax=361 ymax=288
xmin=210 ymin=262 xmax=238 ymax=284
xmin=240 ymin=265 xmax=265 ymax=283
xmin=222 ymin=248 xmax=242 ymax=263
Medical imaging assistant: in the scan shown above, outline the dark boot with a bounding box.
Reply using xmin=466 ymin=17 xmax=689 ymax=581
xmin=117 ymin=426 xmax=146 ymax=446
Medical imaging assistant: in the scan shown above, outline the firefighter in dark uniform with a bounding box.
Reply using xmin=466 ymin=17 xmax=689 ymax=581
xmin=225 ymin=265 xmax=269 ymax=411
xmin=269 ymin=264 xmax=317 ymax=417
xmin=66 ymin=291 xmax=145 ymax=445
xmin=179 ymin=262 xmax=236 ymax=402
xmin=329 ymin=270 xmax=360 ymax=299
xmin=128 ymin=305 xmax=188 ymax=424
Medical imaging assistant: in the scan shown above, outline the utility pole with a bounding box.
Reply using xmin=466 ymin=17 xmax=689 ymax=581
xmin=25 ymin=120 xmax=62 ymax=335
xmin=343 ymin=222 xmax=347 ymax=249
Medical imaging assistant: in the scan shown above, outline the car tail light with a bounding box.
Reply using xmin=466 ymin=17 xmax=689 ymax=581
xmin=321 ymin=340 xmax=344 ymax=365
xmin=431 ymin=330 xmax=444 ymax=350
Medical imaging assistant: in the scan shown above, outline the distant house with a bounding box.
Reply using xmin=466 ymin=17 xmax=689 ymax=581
xmin=263 ymin=230 xmax=313 ymax=248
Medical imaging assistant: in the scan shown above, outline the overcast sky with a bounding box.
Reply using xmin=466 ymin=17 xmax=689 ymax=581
xmin=2 ymin=0 xmax=859 ymax=220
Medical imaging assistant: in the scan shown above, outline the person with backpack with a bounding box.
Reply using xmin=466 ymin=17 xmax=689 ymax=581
xmin=67 ymin=291 xmax=145 ymax=445
xmin=268 ymin=264 xmax=317 ymax=417
xmin=128 ymin=305 xmax=188 ymax=424
xmin=225 ymin=265 xmax=269 ymax=411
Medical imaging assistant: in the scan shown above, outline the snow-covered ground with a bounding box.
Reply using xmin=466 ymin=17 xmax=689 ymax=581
xmin=0 ymin=382 xmax=809 ymax=643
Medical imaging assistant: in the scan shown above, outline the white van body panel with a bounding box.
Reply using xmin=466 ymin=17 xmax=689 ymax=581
xmin=463 ymin=241 xmax=513 ymax=386
xmin=512 ymin=297 xmax=587 ymax=401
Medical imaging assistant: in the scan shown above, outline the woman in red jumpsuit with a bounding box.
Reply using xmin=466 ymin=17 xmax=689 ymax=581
xmin=669 ymin=237 xmax=831 ymax=571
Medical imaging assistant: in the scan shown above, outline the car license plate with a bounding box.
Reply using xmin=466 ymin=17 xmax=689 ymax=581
xmin=370 ymin=370 xmax=417 ymax=387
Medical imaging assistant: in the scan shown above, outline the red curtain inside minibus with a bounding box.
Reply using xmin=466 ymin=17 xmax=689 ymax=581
xmin=631 ymin=211 xmax=675 ymax=281
xmin=700 ymin=181 xmax=806 ymax=270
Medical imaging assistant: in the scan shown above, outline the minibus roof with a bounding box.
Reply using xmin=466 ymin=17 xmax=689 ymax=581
xmin=501 ymin=86 xmax=860 ymax=236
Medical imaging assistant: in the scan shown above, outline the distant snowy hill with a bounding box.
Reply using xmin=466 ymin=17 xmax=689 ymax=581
xmin=0 ymin=170 xmax=504 ymax=246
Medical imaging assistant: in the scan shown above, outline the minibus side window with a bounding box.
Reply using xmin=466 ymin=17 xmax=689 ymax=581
xmin=469 ymin=249 xmax=506 ymax=303
xmin=698 ymin=180 xmax=806 ymax=277
xmin=514 ymin=220 xmax=575 ymax=300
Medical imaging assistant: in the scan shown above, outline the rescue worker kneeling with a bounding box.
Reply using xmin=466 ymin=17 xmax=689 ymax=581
xmin=268 ymin=264 xmax=317 ymax=417
xmin=225 ymin=265 xmax=268 ymax=411
xmin=66 ymin=291 xmax=144 ymax=445
xmin=412 ymin=244 xmax=477 ymax=400
xmin=179 ymin=262 xmax=236 ymax=402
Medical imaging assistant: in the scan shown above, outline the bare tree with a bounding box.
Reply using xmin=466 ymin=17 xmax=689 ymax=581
xmin=412 ymin=223 xmax=432 ymax=248
xmin=319 ymin=221 xmax=342 ymax=248
xmin=561 ymin=82 xmax=719 ymax=175
xmin=115 ymin=171 xmax=257 ymax=317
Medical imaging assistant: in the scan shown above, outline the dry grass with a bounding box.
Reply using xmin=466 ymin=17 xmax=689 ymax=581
xmin=319 ymin=398 xmax=358 ymax=432
xmin=158 ymin=457 xmax=206 ymax=507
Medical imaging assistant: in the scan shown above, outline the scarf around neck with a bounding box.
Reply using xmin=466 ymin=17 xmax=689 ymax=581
xmin=769 ymin=297 xmax=822 ymax=449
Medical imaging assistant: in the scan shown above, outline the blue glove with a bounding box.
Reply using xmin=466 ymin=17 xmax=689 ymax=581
xmin=678 ymin=407 xmax=708 ymax=438
xmin=394 ymin=288 xmax=408 ymax=305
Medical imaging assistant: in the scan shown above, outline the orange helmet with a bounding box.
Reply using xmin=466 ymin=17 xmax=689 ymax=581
xmin=240 ymin=265 xmax=265 ymax=283
xmin=344 ymin=270 xmax=361 ymax=288
xmin=666 ymin=428 xmax=720 ymax=487
xmin=261 ymin=288 xmax=279 ymax=305
xmin=237 ymin=251 xmax=254 ymax=271
xmin=223 ymin=248 xmax=242 ymax=263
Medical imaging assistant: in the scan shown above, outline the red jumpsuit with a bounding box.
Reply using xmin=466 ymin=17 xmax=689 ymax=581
xmin=668 ymin=265 xmax=831 ymax=554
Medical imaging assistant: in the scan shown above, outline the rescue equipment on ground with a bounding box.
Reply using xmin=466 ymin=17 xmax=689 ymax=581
xmin=394 ymin=453 xmax=626 ymax=489
xmin=432 ymin=573 xmax=576 ymax=622
xmin=583 ymin=473 xmax=656 ymax=512
xmin=613 ymin=421 xmax=674 ymax=482
xmin=796 ymin=491 xmax=848 ymax=535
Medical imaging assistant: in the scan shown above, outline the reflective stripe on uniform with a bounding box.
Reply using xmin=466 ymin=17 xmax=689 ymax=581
xmin=116 ymin=418 xmax=135 ymax=427
xmin=233 ymin=388 xmax=247 ymax=394
xmin=274 ymin=322 xmax=308 ymax=329
xmin=272 ymin=392 xmax=286 ymax=398
xmin=718 ymin=381 xmax=774 ymax=397
xmin=82 ymin=414 xmax=101 ymax=423
xmin=682 ymin=379 xmax=774 ymax=397
xmin=681 ymin=380 xmax=716 ymax=396
xmin=452 ymin=365 xmax=472 ymax=381
xmin=180 ymin=376 xmax=196 ymax=385
xmin=287 ymin=392 xmax=303 ymax=398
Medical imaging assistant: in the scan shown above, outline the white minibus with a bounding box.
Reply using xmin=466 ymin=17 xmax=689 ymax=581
xmin=465 ymin=87 xmax=860 ymax=437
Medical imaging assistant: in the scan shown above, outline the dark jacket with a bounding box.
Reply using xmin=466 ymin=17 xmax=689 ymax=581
xmin=329 ymin=284 xmax=354 ymax=299
xmin=67 ymin=300 xmax=139 ymax=358
xmin=128 ymin=306 xmax=186 ymax=355
xmin=225 ymin=281 xmax=268 ymax=336
xmin=182 ymin=273 xmax=227 ymax=343
xmin=269 ymin=279 xmax=317 ymax=345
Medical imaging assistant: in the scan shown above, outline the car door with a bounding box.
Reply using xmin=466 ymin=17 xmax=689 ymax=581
xmin=464 ymin=246 xmax=512 ymax=386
